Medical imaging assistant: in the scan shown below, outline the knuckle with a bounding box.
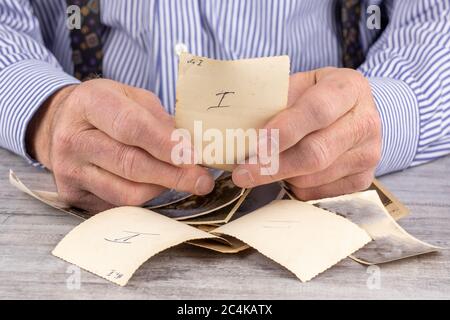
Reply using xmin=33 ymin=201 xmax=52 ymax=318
xmin=371 ymin=145 xmax=382 ymax=166
xmin=329 ymin=73 xmax=353 ymax=92
xmin=362 ymin=148 xmax=381 ymax=168
xmin=53 ymin=129 xmax=77 ymax=154
xmin=367 ymin=111 xmax=382 ymax=137
xmin=142 ymin=90 xmax=162 ymax=106
xmin=75 ymin=130 xmax=100 ymax=155
xmin=53 ymin=160 xmax=71 ymax=179
xmin=304 ymin=94 xmax=334 ymax=127
xmin=355 ymin=71 xmax=371 ymax=91
xmin=111 ymin=108 xmax=138 ymax=142
xmin=353 ymin=150 xmax=376 ymax=169
xmin=64 ymin=84 xmax=84 ymax=109
xmin=363 ymin=111 xmax=381 ymax=138
xmin=331 ymin=69 xmax=363 ymax=99
xmin=354 ymin=120 xmax=370 ymax=145
xmin=304 ymin=135 xmax=330 ymax=171
xmin=117 ymin=146 xmax=140 ymax=179
xmin=341 ymin=68 xmax=364 ymax=85
xmin=86 ymin=80 xmax=116 ymax=103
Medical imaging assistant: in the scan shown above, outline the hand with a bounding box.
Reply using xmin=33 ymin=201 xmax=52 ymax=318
xmin=27 ymin=79 xmax=214 ymax=212
xmin=232 ymin=67 xmax=382 ymax=200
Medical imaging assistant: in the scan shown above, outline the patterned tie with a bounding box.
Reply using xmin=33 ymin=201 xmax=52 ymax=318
xmin=66 ymin=0 xmax=104 ymax=81
xmin=338 ymin=0 xmax=365 ymax=69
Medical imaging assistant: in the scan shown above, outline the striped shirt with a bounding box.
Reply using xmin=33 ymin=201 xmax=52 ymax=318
xmin=1 ymin=0 xmax=449 ymax=176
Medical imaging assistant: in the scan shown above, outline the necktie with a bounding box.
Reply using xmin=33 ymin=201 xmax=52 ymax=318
xmin=338 ymin=0 xmax=365 ymax=69
xmin=66 ymin=0 xmax=104 ymax=81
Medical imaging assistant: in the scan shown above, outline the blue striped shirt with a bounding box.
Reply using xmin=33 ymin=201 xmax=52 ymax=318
xmin=1 ymin=0 xmax=450 ymax=176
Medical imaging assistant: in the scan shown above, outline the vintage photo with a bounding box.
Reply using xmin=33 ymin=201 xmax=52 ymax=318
xmin=144 ymin=169 xmax=224 ymax=209
xmin=315 ymin=197 xmax=440 ymax=265
xmin=154 ymin=174 xmax=245 ymax=219
xmin=183 ymin=189 xmax=251 ymax=225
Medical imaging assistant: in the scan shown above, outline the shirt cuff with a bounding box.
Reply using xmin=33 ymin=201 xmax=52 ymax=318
xmin=368 ymin=77 xmax=420 ymax=176
xmin=0 ymin=60 xmax=80 ymax=165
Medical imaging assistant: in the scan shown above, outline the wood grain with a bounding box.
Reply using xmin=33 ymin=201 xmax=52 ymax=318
xmin=0 ymin=148 xmax=449 ymax=300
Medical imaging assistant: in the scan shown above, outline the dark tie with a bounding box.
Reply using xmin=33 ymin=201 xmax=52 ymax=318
xmin=338 ymin=0 xmax=365 ymax=69
xmin=66 ymin=0 xmax=104 ymax=81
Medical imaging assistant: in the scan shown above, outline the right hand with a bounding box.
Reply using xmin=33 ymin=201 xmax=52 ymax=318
xmin=26 ymin=79 xmax=215 ymax=213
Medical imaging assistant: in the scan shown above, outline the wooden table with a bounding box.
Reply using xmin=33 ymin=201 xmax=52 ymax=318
xmin=0 ymin=148 xmax=449 ymax=300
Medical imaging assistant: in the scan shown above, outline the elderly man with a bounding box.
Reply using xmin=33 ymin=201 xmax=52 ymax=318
xmin=1 ymin=0 xmax=449 ymax=212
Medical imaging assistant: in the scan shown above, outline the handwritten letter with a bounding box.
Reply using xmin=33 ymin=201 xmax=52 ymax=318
xmin=175 ymin=53 xmax=290 ymax=170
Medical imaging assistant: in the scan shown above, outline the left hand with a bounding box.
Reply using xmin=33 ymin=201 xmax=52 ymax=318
xmin=232 ymin=67 xmax=382 ymax=200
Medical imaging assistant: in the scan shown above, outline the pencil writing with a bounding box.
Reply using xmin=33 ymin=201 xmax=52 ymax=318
xmin=104 ymin=231 xmax=159 ymax=244
xmin=208 ymin=91 xmax=236 ymax=110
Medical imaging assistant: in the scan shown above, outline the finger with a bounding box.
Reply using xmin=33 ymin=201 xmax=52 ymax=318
xmin=82 ymin=82 xmax=193 ymax=166
xmin=76 ymin=130 xmax=215 ymax=195
xmin=286 ymin=146 xmax=380 ymax=189
xmin=286 ymin=71 xmax=317 ymax=107
xmin=233 ymin=108 xmax=364 ymax=187
xmin=290 ymin=170 xmax=375 ymax=201
xmin=121 ymin=85 xmax=174 ymax=125
xmin=57 ymin=186 xmax=115 ymax=213
xmin=79 ymin=164 xmax=166 ymax=207
xmin=265 ymin=68 xmax=362 ymax=153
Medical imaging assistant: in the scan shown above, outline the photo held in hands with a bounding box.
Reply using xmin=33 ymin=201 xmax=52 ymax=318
xmin=174 ymin=53 xmax=290 ymax=173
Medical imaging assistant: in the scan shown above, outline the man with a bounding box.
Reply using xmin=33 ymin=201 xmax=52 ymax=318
xmin=1 ymin=0 xmax=449 ymax=212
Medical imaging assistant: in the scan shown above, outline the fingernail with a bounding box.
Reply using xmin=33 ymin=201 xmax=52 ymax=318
xmin=234 ymin=168 xmax=255 ymax=187
xmin=195 ymin=175 xmax=215 ymax=195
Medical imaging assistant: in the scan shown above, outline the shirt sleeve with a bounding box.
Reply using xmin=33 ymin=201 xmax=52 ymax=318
xmin=358 ymin=0 xmax=450 ymax=176
xmin=0 ymin=0 xmax=80 ymax=165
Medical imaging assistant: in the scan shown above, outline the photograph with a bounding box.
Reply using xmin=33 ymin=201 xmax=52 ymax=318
xmin=154 ymin=174 xmax=246 ymax=220
xmin=144 ymin=168 xmax=224 ymax=209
